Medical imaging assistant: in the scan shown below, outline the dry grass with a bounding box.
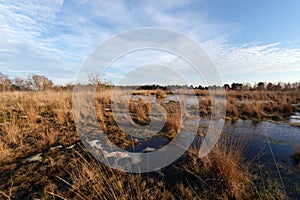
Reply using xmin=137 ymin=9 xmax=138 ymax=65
xmin=56 ymin=148 xmax=174 ymax=200
xmin=0 ymin=91 xmax=77 ymax=164
xmin=183 ymin=134 xmax=251 ymax=199
xmin=94 ymin=89 xmax=300 ymax=122
xmin=95 ymin=90 xmax=182 ymax=141
xmin=129 ymin=98 xmax=151 ymax=125
xmin=180 ymin=133 xmax=287 ymax=199
xmin=46 ymin=140 xmax=286 ymax=200
xmin=156 ymin=89 xmax=167 ymax=99
xmin=0 ymin=89 xmax=295 ymax=199
xmin=223 ymin=91 xmax=300 ymax=121
xmin=164 ymin=102 xmax=181 ymax=132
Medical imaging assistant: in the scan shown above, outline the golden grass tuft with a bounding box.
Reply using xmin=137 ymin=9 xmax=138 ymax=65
xmin=129 ymin=98 xmax=151 ymax=125
xmin=181 ymin=132 xmax=287 ymax=199
xmin=0 ymin=89 xmax=296 ymax=199
xmin=156 ymin=89 xmax=167 ymax=99
xmin=56 ymin=148 xmax=174 ymax=200
xmin=185 ymin=135 xmax=251 ymax=199
xmin=0 ymin=90 xmax=77 ymax=162
xmin=165 ymin=112 xmax=181 ymax=133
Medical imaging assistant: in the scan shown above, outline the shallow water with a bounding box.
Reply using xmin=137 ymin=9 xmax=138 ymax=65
xmin=290 ymin=112 xmax=300 ymax=124
xmin=222 ymin=120 xmax=300 ymax=198
xmin=124 ymin=119 xmax=300 ymax=198
xmin=104 ymin=94 xmax=300 ymax=197
xmin=130 ymin=94 xmax=202 ymax=106
xmin=126 ymin=136 xmax=170 ymax=152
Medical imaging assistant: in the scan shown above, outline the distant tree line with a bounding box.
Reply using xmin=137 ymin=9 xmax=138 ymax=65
xmin=131 ymin=82 xmax=300 ymax=92
xmin=0 ymin=72 xmax=299 ymax=92
xmin=0 ymin=73 xmax=57 ymax=92
xmin=223 ymin=82 xmax=300 ymax=91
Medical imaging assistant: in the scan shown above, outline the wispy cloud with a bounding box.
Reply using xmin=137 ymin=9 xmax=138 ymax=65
xmin=0 ymin=0 xmax=299 ymax=84
xmin=203 ymin=40 xmax=300 ymax=75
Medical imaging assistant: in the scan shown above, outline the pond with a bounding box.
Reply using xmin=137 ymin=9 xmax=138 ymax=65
xmin=92 ymin=93 xmax=300 ymax=197
xmin=129 ymin=94 xmax=202 ymax=106
xmin=125 ymin=119 xmax=300 ymax=198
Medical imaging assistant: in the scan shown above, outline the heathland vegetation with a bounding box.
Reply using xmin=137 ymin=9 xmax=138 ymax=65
xmin=0 ymin=73 xmax=299 ymax=199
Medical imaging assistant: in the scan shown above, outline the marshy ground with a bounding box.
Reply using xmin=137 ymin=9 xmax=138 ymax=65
xmin=0 ymin=89 xmax=300 ymax=199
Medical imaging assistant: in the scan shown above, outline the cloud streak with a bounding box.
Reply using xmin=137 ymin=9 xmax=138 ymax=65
xmin=0 ymin=0 xmax=299 ymax=84
xmin=203 ymin=40 xmax=300 ymax=75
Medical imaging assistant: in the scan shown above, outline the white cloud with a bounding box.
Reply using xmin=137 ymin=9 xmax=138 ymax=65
xmin=203 ymin=40 xmax=300 ymax=75
xmin=0 ymin=0 xmax=299 ymax=84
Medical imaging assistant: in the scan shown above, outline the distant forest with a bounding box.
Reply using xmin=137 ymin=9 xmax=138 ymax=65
xmin=0 ymin=72 xmax=299 ymax=92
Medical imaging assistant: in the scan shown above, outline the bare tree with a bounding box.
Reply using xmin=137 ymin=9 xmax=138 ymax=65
xmin=88 ymin=74 xmax=102 ymax=86
xmin=31 ymin=75 xmax=53 ymax=91
xmin=0 ymin=73 xmax=12 ymax=91
xmin=88 ymin=74 xmax=112 ymax=90
xmin=14 ymin=77 xmax=33 ymax=91
xmin=242 ymin=83 xmax=251 ymax=91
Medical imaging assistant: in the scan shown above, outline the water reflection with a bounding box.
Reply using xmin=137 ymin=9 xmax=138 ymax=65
xmin=290 ymin=112 xmax=300 ymax=124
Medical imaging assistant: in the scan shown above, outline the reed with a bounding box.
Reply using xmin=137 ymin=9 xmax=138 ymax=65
xmin=183 ymin=133 xmax=251 ymax=199
xmin=156 ymin=89 xmax=167 ymax=99
xmin=181 ymin=132 xmax=287 ymax=199
xmin=129 ymin=98 xmax=151 ymax=125
xmin=57 ymin=147 xmax=174 ymax=200
xmin=0 ymin=89 xmax=296 ymax=199
xmin=0 ymin=91 xmax=77 ymax=163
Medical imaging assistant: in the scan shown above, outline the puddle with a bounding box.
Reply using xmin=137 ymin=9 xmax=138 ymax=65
xmin=83 ymin=118 xmax=300 ymax=197
xmin=126 ymin=136 xmax=170 ymax=153
xmin=126 ymin=94 xmax=202 ymax=106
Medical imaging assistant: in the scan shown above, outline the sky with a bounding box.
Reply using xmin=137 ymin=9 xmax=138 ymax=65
xmin=0 ymin=0 xmax=300 ymax=86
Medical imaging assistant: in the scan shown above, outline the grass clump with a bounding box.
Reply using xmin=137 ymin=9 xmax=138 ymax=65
xmin=57 ymin=148 xmax=174 ymax=200
xmin=156 ymin=89 xmax=167 ymax=99
xmin=183 ymin=136 xmax=251 ymax=199
xmin=180 ymin=134 xmax=287 ymax=199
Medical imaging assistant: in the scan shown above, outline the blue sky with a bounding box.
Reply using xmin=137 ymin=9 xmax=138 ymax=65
xmin=0 ymin=0 xmax=300 ymax=85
